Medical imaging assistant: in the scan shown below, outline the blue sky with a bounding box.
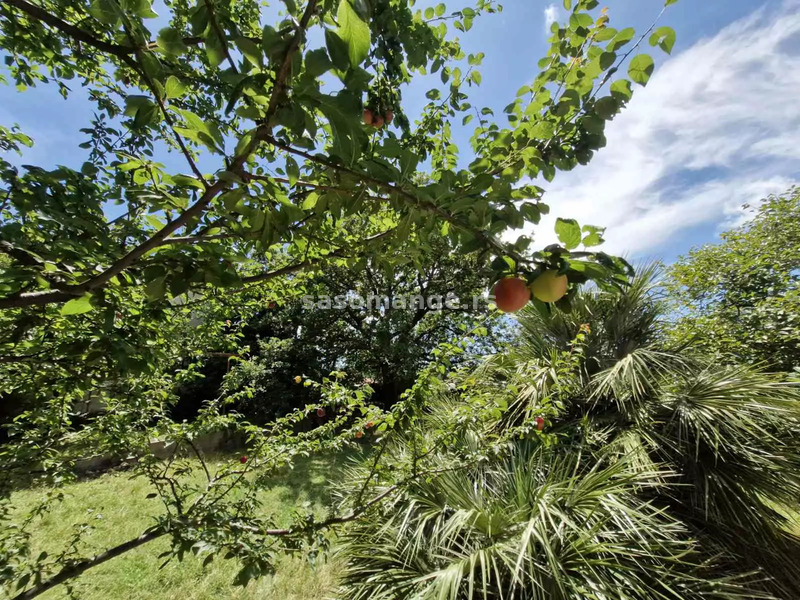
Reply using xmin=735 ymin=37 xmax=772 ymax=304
xmin=1 ymin=0 xmax=797 ymax=263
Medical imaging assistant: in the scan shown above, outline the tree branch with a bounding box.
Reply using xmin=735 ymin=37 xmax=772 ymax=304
xmin=264 ymin=136 xmax=528 ymax=266
xmin=3 ymin=0 xmax=138 ymax=68
xmin=240 ymin=227 xmax=396 ymax=285
xmin=10 ymin=528 xmax=163 ymax=600
xmin=0 ymin=0 xmax=319 ymax=311
xmin=3 ymin=0 xmax=230 ymax=58
xmin=119 ymin=22 xmax=207 ymax=184
xmin=204 ymin=0 xmax=238 ymax=72
xmin=0 ymin=240 xmax=41 ymax=266
xmin=262 ymin=0 xmax=318 ymax=128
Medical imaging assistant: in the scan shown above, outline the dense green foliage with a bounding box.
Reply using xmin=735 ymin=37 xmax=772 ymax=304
xmin=336 ymin=268 xmax=800 ymax=599
xmin=0 ymin=0 xmax=710 ymax=597
xmin=666 ymin=188 xmax=800 ymax=372
xmin=175 ymin=241 xmax=500 ymax=422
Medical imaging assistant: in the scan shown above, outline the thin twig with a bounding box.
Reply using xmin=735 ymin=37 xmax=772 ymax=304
xmin=240 ymin=226 xmax=397 ymax=285
xmin=204 ymin=0 xmax=238 ymax=73
xmin=119 ymin=18 xmax=207 ymax=184
xmin=264 ymin=136 xmax=529 ymax=266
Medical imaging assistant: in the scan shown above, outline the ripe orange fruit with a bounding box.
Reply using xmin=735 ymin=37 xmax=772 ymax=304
xmin=362 ymin=108 xmax=374 ymax=126
xmin=366 ymin=421 xmax=374 ymax=429
xmin=493 ymin=277 xmax=531 ymax=313
xmin=355 ymin=430 xmax=363 ymax=439
xmin=384 ymin=110 xmax=394 ymax=124
xmin=240 ymin=456 xmax=248 ymax=463
xmin=530 ymin=270 xmax=568 ymax=303
xmin=372 ymin=115 xmax=384 ymax=129
xmin=317 ymin=407 xmax=326 ymax=417
xmin=535 ymin=417 xmax=545 ymax=431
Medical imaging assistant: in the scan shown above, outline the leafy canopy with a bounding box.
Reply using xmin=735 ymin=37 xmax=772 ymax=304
xmin=0 ymin=0 xmax=674 ymax=320
xmin=666 ymin=187 xmax=800 ymax=372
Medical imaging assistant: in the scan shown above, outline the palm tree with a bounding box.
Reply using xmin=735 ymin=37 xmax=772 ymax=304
xmin=337 ymin=440 xmax=770 ymax=600
xmin=336 ymin=265 xmax=800 ymax=599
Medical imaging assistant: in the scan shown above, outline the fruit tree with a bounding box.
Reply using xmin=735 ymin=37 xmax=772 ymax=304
xmin=0 ymin=0 xmax=676 ymax=595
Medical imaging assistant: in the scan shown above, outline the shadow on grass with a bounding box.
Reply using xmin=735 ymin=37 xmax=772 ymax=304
xmin=264 ymin=447 xmax=368 ymax=511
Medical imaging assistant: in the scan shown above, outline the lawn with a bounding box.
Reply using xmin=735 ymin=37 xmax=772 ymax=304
xmin=2 ymin=453 xmax=357 ymax=600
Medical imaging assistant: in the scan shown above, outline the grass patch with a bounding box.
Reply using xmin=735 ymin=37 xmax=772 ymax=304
xmin=2 ymin=452 xmax=356 ymax=600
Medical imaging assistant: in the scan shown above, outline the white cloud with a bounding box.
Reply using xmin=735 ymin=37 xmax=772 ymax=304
xmin=544 ymin=4 xmax=559 ymax=34
xmin=526 ymin=3 xmax=800 ymax=258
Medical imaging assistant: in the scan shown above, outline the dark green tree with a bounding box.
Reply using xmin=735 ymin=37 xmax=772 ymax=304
xmin=175 ymin=235 xmax=502 ymax=422
xmin=666 ymin=188 xmax=800 ymax=372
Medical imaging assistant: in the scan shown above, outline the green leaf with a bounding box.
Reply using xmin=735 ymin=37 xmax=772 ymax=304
xmin=234 ymin=130 xmax=254 ymax=156
xmin=325 ymin=29 xmax=350 ymax=72
xmin=649 ymin=26 xmax=676 ymax=54
xmin=520 ymin=202 xmax=541 ymax=224
xmin=581 ymin=225 xmax=606 ymax=247
xmin=305 ymin=48 xmax=333 ymax=77
xmin=594 ymin=96 xmax=619 ymax=120
xmin=316 ymin=91 xmax=367 ymax=165
xmin=157 ymin=27 xmax=188 ymax=57
xmin=336 ymin=0 xmax=371 ymax=68
xmin=555 ymin=217 xmax=582 ymax=250
xmin=61 ymin=294 xmax=94 ymax=316
xmin=261 ymin=25 xmax=285 ymax=59
xmin=665 ymin=0 xmax=679 ymax=5
xmin=599 ymin=51 xmax=616 ymax=70
xmin=205 ymin=34 xmax=226 ymax=68
xmin=89 ymin=0 xmax=120 ymax=25
xmin=164 ymin=76 xmax=186 ymax=99
xmin=582 ymin=232 xmax=604 ymax=246
xmin=565 ymin=259 xmax=608 ymax=278
xmin=286 ymin=156 xmax=300 ymax=185
xmin=628 ymin=54 xmax=655 ymax=86
xmin=608 ymin=27 xmax=635 ymax=52
xmin=236 ymin=36 xmax=262 ymax=67
xmin=172 ymin=174 xmax=205 ymax=189
xmin=302 ymin=192 xmax=319 ymax=210
xmin=595 ymin=26 xmax=617 ymax=42
xmin=140 ymin=53 xmax=163 ymax=81
xmin=125 ymin=0 xmax=158 ymax=18
xmin=146 ymin=215 xmax=164 ymax=229
xmin=579 ymin=114 xmax=604 ymax=135
xmin=569 ymin=13 xmax=593 ymax=32
xmin=610 ymin=79 xmax=633 ymax=101
xmin=124 ymin=95 xmax=153 ymax=117
xmin=146 ymin=276 xmax=167 ymax=301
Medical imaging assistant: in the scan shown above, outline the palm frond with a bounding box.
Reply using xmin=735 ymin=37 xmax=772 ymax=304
xmin=336 ymin=441 xmax=766 ymax=600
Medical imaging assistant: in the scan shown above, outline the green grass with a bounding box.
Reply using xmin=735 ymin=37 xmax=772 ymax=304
xmin=2 ymin=453 xmax=356 ymax=600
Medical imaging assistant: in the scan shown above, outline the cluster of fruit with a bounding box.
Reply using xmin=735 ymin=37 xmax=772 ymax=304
xmin=493 ymin=270 xmax=568 ymax=313
xmin=354 ymin=420 xmax=375 ymax=439
xmin=362 ymin=107 xmax=394 ymax=129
